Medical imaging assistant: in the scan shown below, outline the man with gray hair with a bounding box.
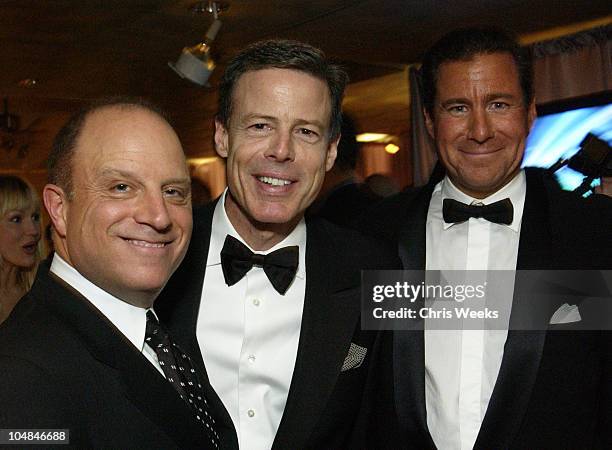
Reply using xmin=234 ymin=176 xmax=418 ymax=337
xmin=158 ymin=39 xmax=398 ymax=449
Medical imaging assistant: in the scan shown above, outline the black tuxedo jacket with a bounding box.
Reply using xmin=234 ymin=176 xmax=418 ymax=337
xmin=156 ymin=201 xmax=399 ymax=449
xmin=357 ymin=168 xmax=612 ymax=449
xmin=0 ymin=262 xmax=237 ymax=450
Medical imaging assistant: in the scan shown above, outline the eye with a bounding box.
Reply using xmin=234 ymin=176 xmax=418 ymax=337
xmin=298 ymin=128 xmax=316 ymax=136
xmin=9 ymin=214 xmax=22 ymax=224
xmin=489 ymin=101 xmax=510 ymax=111
xmin=113 ymin=183 xmax=130 ymax=193
xmin=163 ymin=186 xmax=190 ymax=204
xmin=446 ymin=105 xmax=468 ymax=116
xmin=249 ymin=123 xmax=272 ymax=133
xmin=163 ymin=187 xmax=182 ymax=197
xmin=32 ymin=212 xmax=41 ymax=223
xmin=295 ymin=127 xmax=321 ymax=143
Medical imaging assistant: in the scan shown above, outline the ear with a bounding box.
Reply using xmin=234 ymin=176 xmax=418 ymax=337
xmin=214 ymin=118 xmax=229 ymax=158
xmin=526 ymin=99 xmax=537 ymax=130
xmin=43 ymin=184 xmax=69 ymax=238
xmin=324 ymin=135 xmax=339 ymax=172
xmin=424 ymin=107 xmax=435 ymax=139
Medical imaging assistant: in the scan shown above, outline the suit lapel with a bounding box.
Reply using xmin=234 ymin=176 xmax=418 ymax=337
xmin=273 ymin=220 xmax=362 ymax=449
xmin=394 ymin=185 xmax=437 ymax=448
xmin=397 ymin=187 xmax=431 ymax=270
xmin=34 ymin=267 xmax=214 ymax=449
xmin=474 ymin=169 xmax=553 ymax=449
xmin=157 ymin=200 xmax=238 ymax=445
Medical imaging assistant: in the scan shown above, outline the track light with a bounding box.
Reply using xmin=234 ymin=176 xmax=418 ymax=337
xmin=169 ymin=2 xmax=226 ymax=87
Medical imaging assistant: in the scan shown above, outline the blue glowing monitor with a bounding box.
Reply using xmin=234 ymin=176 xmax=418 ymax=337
xmin=523 ymin=99 xmax=612 ymax=191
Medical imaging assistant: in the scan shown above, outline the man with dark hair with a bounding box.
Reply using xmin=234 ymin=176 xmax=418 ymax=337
xmin=0 ymin=100 xmax=236 ymax=449
xmin=157 ymin=39 xmax=398 ymax=449
xmin=360 ymin=27 xmax=611 ymax=449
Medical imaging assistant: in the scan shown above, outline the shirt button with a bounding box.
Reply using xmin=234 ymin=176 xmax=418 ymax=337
xmin=247 ymin=409 xmax=255 ymax=418
xmin=248 ymin=354 xmax=256 ymax=363
xmin=252 ymin=298 xmax=260 ymax=306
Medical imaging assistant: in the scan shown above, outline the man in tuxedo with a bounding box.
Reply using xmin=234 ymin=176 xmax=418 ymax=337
xmin=360 ymin=28 xmax=612 ymax=449
xmin=0 ymin=100 xmax=236 ymax=449
xmin=157 ymin=39 xmax=398 ymax=449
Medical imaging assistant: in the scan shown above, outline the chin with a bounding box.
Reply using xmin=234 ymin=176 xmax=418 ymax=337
xmin=123 ymin=272 xmax=170 ymax=293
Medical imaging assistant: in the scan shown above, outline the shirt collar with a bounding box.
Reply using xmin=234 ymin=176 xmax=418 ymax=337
xmin=208 ymin=189 xmax=306 ymax=279
xmin=436 ymin=170 xmax=526 ymax=232
xmin=50 ymin=253 xmax=150 ymax=352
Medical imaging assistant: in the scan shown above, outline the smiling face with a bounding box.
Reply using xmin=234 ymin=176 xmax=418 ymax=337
xmin=425 ymin=52 xmax=536 ymax=198
xmin=215 ymin=68 xmax=338 ymax=248
xmin=0 ymin=204 xmax=41 ymax=269
xmin=44 ymin=106 xmax=193 ymax=307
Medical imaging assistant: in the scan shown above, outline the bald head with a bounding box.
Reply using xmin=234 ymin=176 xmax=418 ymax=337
xmin=44 ymin=101 xmax=192 ymax=307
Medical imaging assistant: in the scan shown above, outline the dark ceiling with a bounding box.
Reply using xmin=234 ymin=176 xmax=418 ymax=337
xmin=0 ymin=0 xmax=610 ymax=175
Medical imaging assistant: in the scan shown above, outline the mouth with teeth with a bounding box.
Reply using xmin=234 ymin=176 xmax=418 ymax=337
xmin=256 ymin=176 xmax=293 ymax=186
xmin=124 ymin=239 xmax=169 ymax=249
xmin=22 ymin=243 xmax=37 ymax=255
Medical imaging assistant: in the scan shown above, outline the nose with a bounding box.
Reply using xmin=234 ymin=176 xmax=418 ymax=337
xmin=265 ymin=129 xmax=295 ymax=162
xmin=134 ymin=190 xmax=172 ymax=232
xmin=467 ymin=107 xmax=494 ymax=143
xmin=25 ymin=217 xmax=41 ymax=239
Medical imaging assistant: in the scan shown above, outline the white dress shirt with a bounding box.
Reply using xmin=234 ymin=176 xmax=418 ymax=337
xmin=197 ymin=190 xmax=307 ymax=450
xmin=424 ymin=171 xmax=526 ymax=450
xmin=50 ymin=254 xmax=164 ymax=375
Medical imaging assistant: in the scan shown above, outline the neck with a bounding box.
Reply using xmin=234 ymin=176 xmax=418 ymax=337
xmin=0 ymin=262 xmax=22 ymax=292
xmin=224 ymin=195 xmax=299 ymax=251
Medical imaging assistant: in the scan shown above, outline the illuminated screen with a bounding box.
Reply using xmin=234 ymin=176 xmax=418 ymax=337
xmin=523 ymin=102 xmax=612 ymax=191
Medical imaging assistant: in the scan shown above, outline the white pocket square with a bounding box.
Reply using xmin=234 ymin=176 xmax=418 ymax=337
xmin=341 ymin=343 xmax=367 ymax=372
xmin=549 ymin=303 xmax=582 ymax=325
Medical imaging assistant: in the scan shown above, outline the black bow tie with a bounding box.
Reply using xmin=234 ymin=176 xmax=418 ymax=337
xmin=220 ymin=235 xmax=299 ymax=295
xmin=443 ymin=198 xmax=513 ymax=225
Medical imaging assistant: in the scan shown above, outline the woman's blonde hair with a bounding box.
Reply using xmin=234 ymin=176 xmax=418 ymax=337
xmin=0 ymin=175 xmax=45 ymax=291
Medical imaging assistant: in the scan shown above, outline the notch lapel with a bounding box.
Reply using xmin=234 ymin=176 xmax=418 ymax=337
xmin=37 ymin=269 xmax=214 ymax=449
xmin=156 ymin=200 xmax=238 ymax=446
xmin=272 ymin=220 xmax=364 ymax=449
xmin=474 ymin=169 xmax=553 ymax=449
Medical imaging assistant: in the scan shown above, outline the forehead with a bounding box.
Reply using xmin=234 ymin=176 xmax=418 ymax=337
xmin=231 ymin=68 xmax=331 ymax=120
xmin=436 ymin=52 xmax=521 ymax=98
xmin=74 ymin=106 xmax=187 ymax=175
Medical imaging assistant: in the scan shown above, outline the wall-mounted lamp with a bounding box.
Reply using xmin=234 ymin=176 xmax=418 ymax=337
xmin=169 ymin=2 xmax=227 ymax=87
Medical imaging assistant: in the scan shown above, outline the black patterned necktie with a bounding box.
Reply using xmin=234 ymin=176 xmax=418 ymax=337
xmin=145 ymin=311 xmax=220 ymax=449
xmin=443 ymin=198 xmax=514 ymax=225
xmin=220 ymin=234 xmax=299 ymax=295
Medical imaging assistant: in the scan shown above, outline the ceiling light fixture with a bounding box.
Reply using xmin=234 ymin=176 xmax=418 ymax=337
xmin=169 ymin=1 xmax=227 ymax=87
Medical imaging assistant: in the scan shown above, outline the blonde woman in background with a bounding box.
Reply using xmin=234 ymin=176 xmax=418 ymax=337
xmin=0 ymin=175 xmax=44 ymax=324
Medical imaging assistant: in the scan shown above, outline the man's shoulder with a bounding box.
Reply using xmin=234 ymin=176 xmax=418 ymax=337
xmin=306 ymin=217 xmax=400 ymax=270
xmin=0 ymin=287 xmax=82 ymax=363
xmin=353 ymin=186 xmax=430 ymax=240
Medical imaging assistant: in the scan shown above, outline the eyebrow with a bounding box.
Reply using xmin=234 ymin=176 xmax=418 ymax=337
xmin=99 ymin=168 xmax=190 ymax=186
xmin=441 ymin=92 xmax=519 ymax=107
xmin=240 ymin=114 xmax=326 ymax=130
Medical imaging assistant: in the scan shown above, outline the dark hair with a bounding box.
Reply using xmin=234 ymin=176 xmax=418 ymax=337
xmin=335 ymin=114 xmax=360 ymax=171
xmin=421 ymin=27 xmax=534 ymax=116
xmin=48 ymin=97 xmax=169 ymax=196
xmin=217 ymin=39 xmax=348 ymax=140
